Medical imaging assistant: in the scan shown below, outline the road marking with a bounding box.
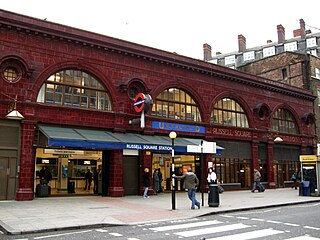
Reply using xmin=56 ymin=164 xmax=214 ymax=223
xmin=149 ymin=220 xmax=222 ymax=232
xmin=95 ymin=229 xmax=108 ymax=232
xmin=206 ymin=228 xmax=283 ymax=240
xmin=304 ymin=226 xmax=320 ymax=230
xmin=266 ymin=220 xmax=282 ymax=224
xmin=220 ymin=215 xmax=234 ymax=218
xmin=34 ymin=230 xmax=92 ymax=239
xmin=127 ymin=238 xmax=140 ymax=240
xmin=250 ymin=218 xmax=265 ymax=222
xmin=283 ymin=222 xmax=300 ymax=227
xmin=174 ymin=223 xmax=250 ymax=237
xmin=236 ymin=217 xmax=250 ymax=220
xmin=283 ymin=236 xmax=320 ymax=240
xmin=109 ymin=232 xmax=123 ymax=237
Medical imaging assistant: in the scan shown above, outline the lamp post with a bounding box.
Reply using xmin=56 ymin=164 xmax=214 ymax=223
xmin=169 ymin=131 xmax=177 ymax=210
xmin=200 ymin=140 xmax=204 ymax=206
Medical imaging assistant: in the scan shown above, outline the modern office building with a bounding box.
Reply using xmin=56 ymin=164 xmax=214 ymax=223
xmin=0 ymin=10 xmax=316 ymax=201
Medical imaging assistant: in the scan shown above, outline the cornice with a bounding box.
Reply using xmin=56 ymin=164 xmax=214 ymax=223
xmin=0 ymin=9 xmax=316 ymax=101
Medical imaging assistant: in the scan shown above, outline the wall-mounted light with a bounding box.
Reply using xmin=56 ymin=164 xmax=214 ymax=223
xmin=0 ymin=93 xmax=24 ymax=120
xmin=274 ymin=136 xmax=283 ymax=142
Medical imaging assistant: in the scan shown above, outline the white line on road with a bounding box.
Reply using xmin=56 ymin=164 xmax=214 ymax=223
xmin=250 ymin=218 xmax=265 ymax=222
xmin=236 ymin=217 xmax=250 ymax=220
xmin=266 ymin=220 xmax=282 ymax=224
xmin=174 ymin=223 xmax=250 ymax=237
xmin=109 ymin=232 xmax=123 ymax=237
xmin=95 ymin=229 xmax=108 ymax=232
xmin=149 ymin=220 xmax=222 ymax=232
xmin=304 ymin=226 xmax=320 ymax=230
xmin=206 ymin=228 xmax=283 ymax=240
xmin=283 ymin=236 xmax=320 ymax=240
xmin=283 ymin=222 xmax=300 ymax=227
xmin=34 ymin=230 xmax=92 ymax=239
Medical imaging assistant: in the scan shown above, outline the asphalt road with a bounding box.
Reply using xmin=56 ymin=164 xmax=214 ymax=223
xmin=1 ymin=202 xmax=320 ymax=240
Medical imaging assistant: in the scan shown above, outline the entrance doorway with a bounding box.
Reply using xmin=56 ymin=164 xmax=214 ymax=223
xmin=0 ymin=153 xmax=18 ymax=200
xmin=34 ymin=148 xmax=102 ymax=196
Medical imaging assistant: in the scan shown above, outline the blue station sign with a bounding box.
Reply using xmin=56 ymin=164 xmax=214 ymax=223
xmin=152 ymin=121 xmax=205 ymax=134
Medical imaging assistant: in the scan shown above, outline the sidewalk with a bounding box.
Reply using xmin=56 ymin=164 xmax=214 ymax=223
xmin=0 ymin=188 xmax=319 ymax=235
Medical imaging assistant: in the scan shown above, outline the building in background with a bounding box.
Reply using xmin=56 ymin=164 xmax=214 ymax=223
xmin=0 ymin=10 xmax=316 ymax=201
xmin=203 ymin=19 xmax=319 ymax=68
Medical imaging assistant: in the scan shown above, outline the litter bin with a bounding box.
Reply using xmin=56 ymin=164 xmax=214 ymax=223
xmin=302 ymin=181 xmax=311 ymax=196
xmin=68 ymin=179 xmax=75 ymax=193
xmin=208 ymin=184 xmax=219 ymax=207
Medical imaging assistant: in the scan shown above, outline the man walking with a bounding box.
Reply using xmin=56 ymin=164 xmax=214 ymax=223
xmin=251 ymin=168 xmax=264 ymax=192
xmin=174 ymin=168 xmax=200 ymax=209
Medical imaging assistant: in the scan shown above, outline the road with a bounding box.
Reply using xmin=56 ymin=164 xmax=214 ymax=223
xmin=1 ymin=202 xmax=320 ymax=240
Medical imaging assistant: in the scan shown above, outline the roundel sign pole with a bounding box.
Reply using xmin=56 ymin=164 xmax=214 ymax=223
xmin=133 ymin=93 xmax=152 ymax=128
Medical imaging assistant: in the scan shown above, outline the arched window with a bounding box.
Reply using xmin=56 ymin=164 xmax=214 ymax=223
xmin=37 ymin=69 xmax=112 ymax=111
xmin=211 ymin=98 xmax=249 ymax=128
xmin=151 ymin=88 xmax=201 ymax=122
xmin=272 ymin=108 xmax=298 ymax=134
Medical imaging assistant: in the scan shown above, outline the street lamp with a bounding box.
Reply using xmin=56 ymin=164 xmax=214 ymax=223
xmin=169 ymin=131 xmax=177 ymax=210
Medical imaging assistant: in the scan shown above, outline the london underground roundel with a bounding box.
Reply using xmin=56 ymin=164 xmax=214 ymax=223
xmin=133 ymin=93 xmax=146 ymax=113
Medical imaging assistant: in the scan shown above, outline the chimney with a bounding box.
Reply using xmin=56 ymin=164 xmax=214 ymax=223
xmin=277 ymin=24 xmax=285 ymax=43
xmin=216 ymin=52 xmax=222 ymax=55
xmin=203 ymin=43 xmax=212 ymax=61
xmin=267 ymin=40 xmax=272 ymax=44
xmin=293 ymin=29 xmax=301 ymax=37
xmin=300 ymin=19 xmax=306 ymax=39
xmin=238 ymin=34 xmax=246 ymax=52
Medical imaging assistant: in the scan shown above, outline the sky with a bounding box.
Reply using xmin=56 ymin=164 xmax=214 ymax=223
xmin=1 ymin=0 xmax=320 ymax=60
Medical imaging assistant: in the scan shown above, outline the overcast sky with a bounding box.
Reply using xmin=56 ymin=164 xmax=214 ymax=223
xmin=1 ymin=0 xmax=320 ymax=60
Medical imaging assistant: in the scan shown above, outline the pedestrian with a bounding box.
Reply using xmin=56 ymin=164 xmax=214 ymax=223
xmin=143 ymin=168 xmax=150 ymax=198
xmin=174 ymin=168 xmax=200 ymax=209
xmin=93 ymin=168 xmax=99 ymax=194
xmin=207 ymin=167 xmax=217 ymax=184
xmin=84 ymin=168 xmax=92 ymax=191
xmin=291 ymin=171 xmax=298 ymax=190
xmin=158 ymin=168 xmax=163 ymax=193
xmin=153 ymin=169 xmax=160 ymax=195
xmin=41 ymin=166 xmax=52 ymax=185
xmin=251 ymin=168 xmax=264 ymax=192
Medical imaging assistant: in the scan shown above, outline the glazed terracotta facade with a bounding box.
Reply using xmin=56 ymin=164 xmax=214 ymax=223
xmin=0 ymin=10 xmax=317 ymax=200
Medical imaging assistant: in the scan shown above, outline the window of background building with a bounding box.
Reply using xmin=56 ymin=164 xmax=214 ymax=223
xmin=284 ymin=42 xmax=297 ymax=52
xmin=37 ymin=69 xmax=112 ymax=111
xmin=263 ymin=46 xmax=275 ymax=58
xmin=151 ymin=88 xmax=201 ymax=122
xmin=211 ymin=98 xmax=249 ymax=128
xmin=272 ymin=108 xmax=298 ymax=134
xmin=306 ymin=37 xmax=317 ymax=48
xmin=281 ymin=68 xmax=288 ymax=80
xmin=243 ymin=51 xmax=255 ymax=62
xmin=317 ymin=87 xmax=320 ymax=106
xmin=224 ymin=55 xmax=236 ymax=65
xmin=315 ymin=68 xmax=320 ymax=79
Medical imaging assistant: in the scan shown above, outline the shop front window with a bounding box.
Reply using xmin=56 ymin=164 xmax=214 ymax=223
xmin=213 ymin=157 xmax=251 ymax=188
xmin=37 ymin=69 xmax=112 ymax=111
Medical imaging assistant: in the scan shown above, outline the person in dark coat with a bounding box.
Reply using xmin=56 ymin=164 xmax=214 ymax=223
xmin=84 ymin=168 xmax=93 ymax=191
xmin=143 ymin=168 xmax=150 ymax=198
xmin=158 ymin=168 xmax=163 ymax=193
xmin=153 ymin=169 xmax=160 ymax=195
xmin=174 ymin=168 xmax=200 ymax=209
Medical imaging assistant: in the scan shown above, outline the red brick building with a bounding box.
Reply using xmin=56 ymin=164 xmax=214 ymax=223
xmin=0 ymin=10 xmax=317 ymax=201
